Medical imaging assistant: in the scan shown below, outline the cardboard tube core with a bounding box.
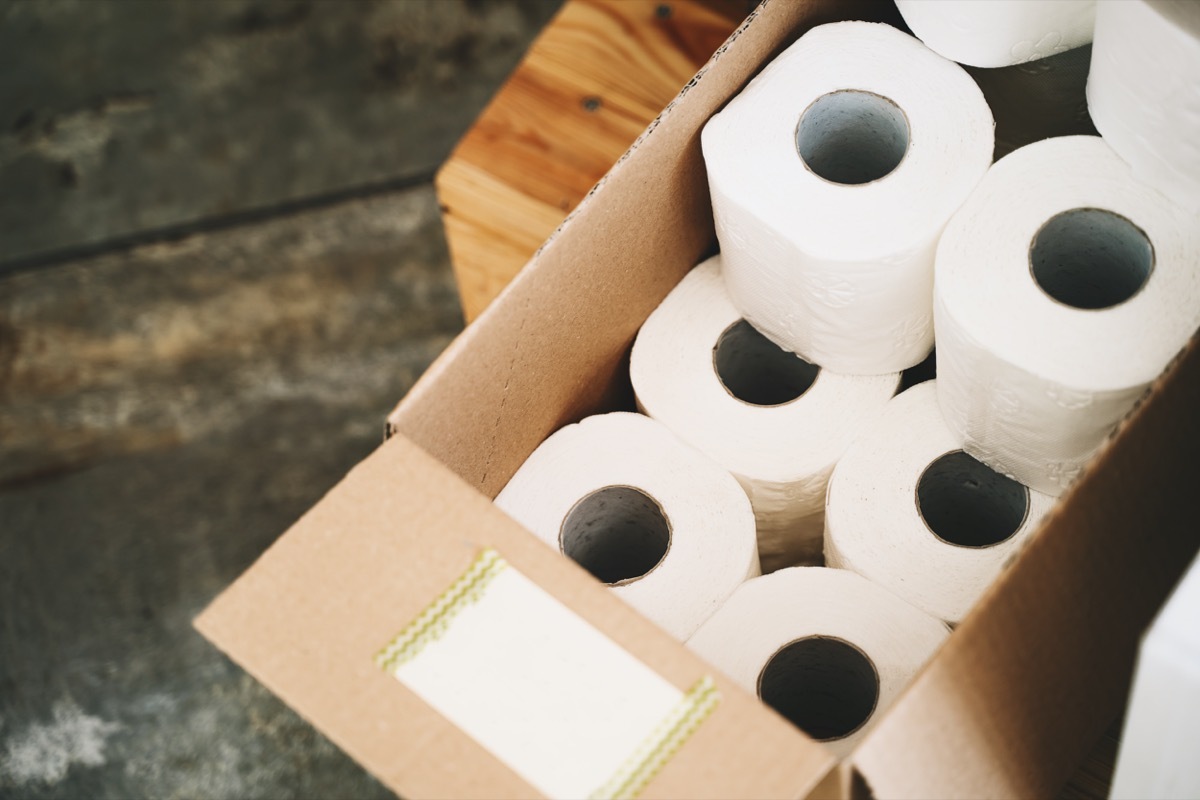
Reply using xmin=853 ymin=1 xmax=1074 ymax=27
xmin=713 ymin=319 xmax=820 ymax=406
xmin=1030 ymin=207 xmax=1154 ymax=310
xmin=559 ymin=486 xmax=671 ymax=585
xmin=757 ymin=636 xmax=880 ymax=741
xmin=917 ymin=450 xmax=1029 ymax=548
xmin=795 ymin=89 xmax=910 ymax=185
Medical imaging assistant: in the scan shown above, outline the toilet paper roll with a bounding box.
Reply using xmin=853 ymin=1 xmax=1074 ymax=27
xmin=703 ymin=21 xmax=993 ymax=375
xmin=494 ymin=412 xmax=760 ymax=641
xmin=896 ymin=0 xmax=1096 ymax=68
xmin=686 ymin=567 xmax=949 ymax=756
xmin=1088 ymin=0 xmax=1200 ymax=212
xmin=935 ymin=136 xmax=1200 ymax=496
xmin=630 ymin=255 xmax=900 ymax=571
xmin=825 ymin=382 xmax=1054 ymax=625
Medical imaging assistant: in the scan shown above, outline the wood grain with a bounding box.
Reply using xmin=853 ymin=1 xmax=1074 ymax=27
xmin=437 ymin=0 xmax=752 ymax=321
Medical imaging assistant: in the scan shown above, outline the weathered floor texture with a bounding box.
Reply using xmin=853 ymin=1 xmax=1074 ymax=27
xmin=0 ymin=185 xmax=460 ymax=800
xmin=0 ymin=1 xmax=561 ymax=797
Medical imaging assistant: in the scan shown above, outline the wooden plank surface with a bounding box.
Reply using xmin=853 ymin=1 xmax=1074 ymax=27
xmin=438 ymin=0 xmax=753 ymax=321
xmin=435 ymin=1 xmax=1121 ymax=796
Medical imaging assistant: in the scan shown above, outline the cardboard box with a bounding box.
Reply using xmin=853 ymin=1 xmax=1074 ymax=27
xmin=195 ymin=0 xmax=1200 ymax=796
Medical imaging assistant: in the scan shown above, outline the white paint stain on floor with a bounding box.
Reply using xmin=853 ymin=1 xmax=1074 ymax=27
xmin=0 ymin=699 xmax=121 ymax=786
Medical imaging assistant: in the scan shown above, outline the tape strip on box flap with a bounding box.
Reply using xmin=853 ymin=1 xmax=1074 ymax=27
xmin=196 ymin=434 xmax=832 ymax=800
xmin=375 ymin=547 xmax=719 ymax=800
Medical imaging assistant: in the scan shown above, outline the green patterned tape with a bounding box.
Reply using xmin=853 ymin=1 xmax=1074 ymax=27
xmin=374 ymin=546 xmax=719 ymax=800
xmin=375 ymin=548 xmax=507 ymax=673
xmin=589 ymin=675 xmax=721 ymax=800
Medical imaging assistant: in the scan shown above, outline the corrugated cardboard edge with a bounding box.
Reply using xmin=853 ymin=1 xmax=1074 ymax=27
xmin=849 ymin=334 xmax=1200 ymax=799
xmin=384 ymin=0 xmax=886 ymax=498
xmin=401 ymin=0 xmax=769 ymax=443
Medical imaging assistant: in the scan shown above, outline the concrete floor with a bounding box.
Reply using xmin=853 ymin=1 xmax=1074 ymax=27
xmin=0 ymin=2 xmax=560 ymax=797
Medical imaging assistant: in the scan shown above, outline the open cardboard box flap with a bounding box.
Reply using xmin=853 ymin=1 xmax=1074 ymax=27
xmin=197 ymin=0 xmax=1200 ymax=797
xmin=195 ymin=432 xmax=836 ymax=799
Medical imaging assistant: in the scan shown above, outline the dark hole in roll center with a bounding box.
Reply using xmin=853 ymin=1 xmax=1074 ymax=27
xmin=758 ymin=636 xmax=880 ymax=741
xmin=916 ymin=450 xmax=1030 ymax=548
xmin=795 ymin=90 xmax=910 ymax=185
xmin=713 ymin=319 xmax=820 ymax=406
xmin=559 ymin=486 xmax=671 ymax=585
xmin=1029 ymin=207 xmax=1154 ymax=310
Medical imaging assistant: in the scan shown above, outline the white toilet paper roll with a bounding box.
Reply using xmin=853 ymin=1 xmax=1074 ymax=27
xmin=686 ymin=567 xmax=949 ymax=756
xmin=896 ymin=0 xmax=1096 ymax=68
xmin=935 ymin=136 xmax=1200 ymax=496
xmin=494 ymin=412 xmax=760 ymax=641
xmin=703 ymin=21 xmax=993 ymax=375
xmin=825 ymin=382 xmax=1054 ymax=625
xmin=631 ymin=255 xmax=899 ymax=571
xmin=1088 ymin=0 xmax=1200 ymax=212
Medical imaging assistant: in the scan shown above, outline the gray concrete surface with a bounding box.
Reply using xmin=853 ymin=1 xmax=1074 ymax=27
xmin=0 ymin=0 xmax=561 ymax=267
xmin=0 ymin=186 xmax=458 ymax=800
xmin=0 ymin=1 xmax=560 ymax=796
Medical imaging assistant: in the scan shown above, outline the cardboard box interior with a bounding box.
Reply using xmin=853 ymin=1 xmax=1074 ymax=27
xmin=197 ymin=0 xmax=1200 ymax=797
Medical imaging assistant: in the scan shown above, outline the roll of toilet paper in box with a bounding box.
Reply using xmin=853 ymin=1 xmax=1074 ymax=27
xmin=825 ymin=382 xmax=1053 ymax=625
xmin=686 ymin=567 xmax=949 ymax=756
xmin=935 ymin=136 xmax=1200 ymax=497
xmin=494 ymin=412 xmax=759 ymax=641
xmin=896 ymin=0 xmax=1096 ymax=68
xmin=1088 ymin=0 xmax=1200 ymax=212
xmin=631 ymin=255 xmax=899 ymax=571
xmin=703 ymin=21 xmax=993 ymax=375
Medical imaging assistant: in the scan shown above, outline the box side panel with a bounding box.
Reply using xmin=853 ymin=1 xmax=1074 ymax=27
xmin=389 ymin=0 xmax=893 ymax=498
xmin=852 ymin=338 xmax=1200 ymax=799
xmin=196 ymin=434 xmax=836 ymax=799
